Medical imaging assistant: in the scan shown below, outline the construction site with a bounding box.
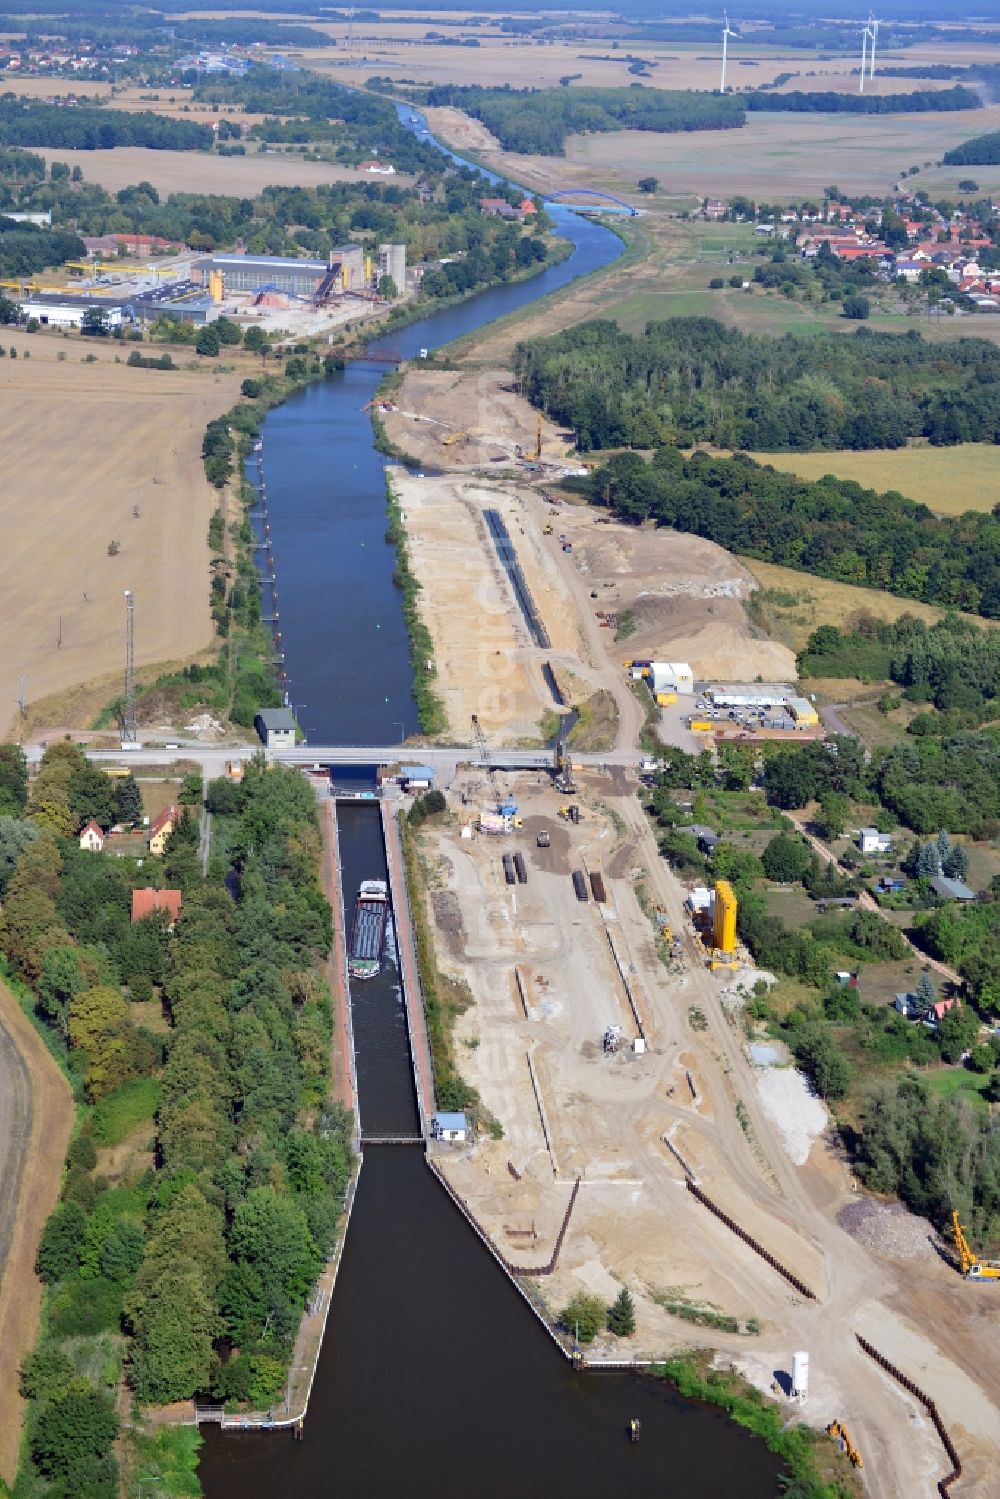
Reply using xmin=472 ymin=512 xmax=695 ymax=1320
xmin=411 ymin=736 xmax=1000 ymax=1497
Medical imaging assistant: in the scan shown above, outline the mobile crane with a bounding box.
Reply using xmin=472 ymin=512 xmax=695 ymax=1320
xmin=471 ymin=714 xmax=518 ymax=830
xmin=951 ymin=1209 xmax=1000 ymax=1281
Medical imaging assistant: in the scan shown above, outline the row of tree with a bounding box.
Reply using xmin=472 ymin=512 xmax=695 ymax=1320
xmin=515 ymin=317 xmax=1000 ymax=452
xmin=746 ymin=85 xmax=981 ymax=114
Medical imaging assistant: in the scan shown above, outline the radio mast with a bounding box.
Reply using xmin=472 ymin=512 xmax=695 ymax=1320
xmin=123 ymin=590 xmax=137 ymax=743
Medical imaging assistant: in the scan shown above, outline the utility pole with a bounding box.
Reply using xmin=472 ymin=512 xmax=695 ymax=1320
xmin=123 ymin=589 xmax=137 ymax=744
xmin=17 ymin=674 xmax=26 ymax=717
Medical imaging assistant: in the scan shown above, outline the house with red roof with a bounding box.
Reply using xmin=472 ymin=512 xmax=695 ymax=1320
xmin=148 ymin=804 xmax=177 ymax=857
xmin=79 ymin=820 xmax=105 ymax=853
xmin=131 ymin=888 xmax=182 ymax=925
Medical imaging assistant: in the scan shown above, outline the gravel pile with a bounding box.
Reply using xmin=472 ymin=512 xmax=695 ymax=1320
xmin=838 ymin=1199 xmax=936 ymax=1261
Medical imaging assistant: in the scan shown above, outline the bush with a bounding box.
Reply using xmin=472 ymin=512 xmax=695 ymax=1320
xmin=559 ymin=1291 xmax=606 ymax=1344
xmin=241 ymin=377 xmax=262 ymax=398
xmin=708 ymin=276 xmax=724 ymax=289
xmin=843 ymin=293 xmax=871 ymax=319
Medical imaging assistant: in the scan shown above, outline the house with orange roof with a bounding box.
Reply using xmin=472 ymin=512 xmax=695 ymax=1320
xmin=79 ymin=820 xmax=105 ymax=853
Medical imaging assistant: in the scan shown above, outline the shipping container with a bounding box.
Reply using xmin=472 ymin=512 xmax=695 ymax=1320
xmin=572 ymin=870 xmax=588 ymax=902
xmin=590 ymin=870 xmax=607 ymax=903
xmin=689 ymin=720 xmax=712 ymax=732
xmin=513 ymin=851 xmax=527 ymax=884
xmin=502 ymin=853 xmax=516 ymax=886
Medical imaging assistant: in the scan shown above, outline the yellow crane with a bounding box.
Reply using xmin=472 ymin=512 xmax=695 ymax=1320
xmin=64 ymin=260 xmax=123 ymax=275
xmin=950 ymin=1209 xmax=1000 ymax=1281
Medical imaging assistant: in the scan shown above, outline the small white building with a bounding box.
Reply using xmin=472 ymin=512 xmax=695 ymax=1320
xmin=79 ymin=820 xmax=105 ymax=853
xmin=650 ymin=661 xmax=694 ymax=696
xmin=254 ymin=707 xmax=296 ymax=750
xmin=431 ymin=1111 xmax=467 ymax=1143
xmin=858 ymin=827 xmax=892 ymax=855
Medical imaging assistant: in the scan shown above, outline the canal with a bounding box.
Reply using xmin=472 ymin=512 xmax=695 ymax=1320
xmin=198 ymin=117 xmax=784 ymax=1496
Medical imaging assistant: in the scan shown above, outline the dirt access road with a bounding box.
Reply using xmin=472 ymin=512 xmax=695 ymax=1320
xmin=0 ymin=984 xmax=74 ymax=1483
xmin=425 ymin=781 xmax=998 ymax=1496
xmin=0 ymin=331 xmax=243 ymax=737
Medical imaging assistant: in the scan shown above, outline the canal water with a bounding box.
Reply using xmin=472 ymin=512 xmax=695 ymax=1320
xmin=198 ymin=118 xmax=784 ymax=1496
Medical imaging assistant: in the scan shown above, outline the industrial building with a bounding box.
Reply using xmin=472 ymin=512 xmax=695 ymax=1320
xmin=194 ymin=248 xmax=366 ymax=300
xmin=18 ymin=292 xmax=126 ymax=330
xmin=787 ymin=695 xmax=819 ymax=727
xmin=650 ymin=661 xmax=694 ymax=696
xmin=378 ymin=241 xmax=407 ymax=291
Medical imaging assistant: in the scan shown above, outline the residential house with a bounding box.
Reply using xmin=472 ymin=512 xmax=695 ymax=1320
xmin=925 ymin=996 xmax=961 ymax=1026
xmin=894 ymin=993 xmax=917 ymax=1018
xmin=131 ymin=888 xmax=182 ymax=926
xmin=690 ymin=825 xmax=720 ymax=855
xmin=930 ymin=874 xmax=977 ymax=903
xmin=858 ymin=827 xmax=892 ymax=855
xmin=360 ymin=160 xmax=395 ymax=175
xmin=148 ymin=804 xmax=177 ymax=856
xmin=78 ymin=820 xmax=105 ymax=853
xmin=479 ymin=196 xmax=519 ymax=219
xmin=879 ymin=875 xmax=906 ymax=894
xmin=703 ymin=199 xmax=728 ymax=220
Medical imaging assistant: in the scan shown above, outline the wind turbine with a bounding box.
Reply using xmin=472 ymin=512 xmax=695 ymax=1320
xmin=868 ymin=15 xmax=879 ymax=80
xmin=720 ymin=11 xmax=736 ymax=94
xmin=859 ymin=16 xmax=870 ymax=94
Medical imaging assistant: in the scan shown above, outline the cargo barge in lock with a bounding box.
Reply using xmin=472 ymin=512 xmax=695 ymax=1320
xmin=349 ymin=879 xmax=389 ymax=981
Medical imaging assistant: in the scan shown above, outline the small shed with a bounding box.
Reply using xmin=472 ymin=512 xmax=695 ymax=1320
xmin=255 ymin=707 xmax=297 ymax=750
xmin=79 ymin=820 xmax=105 ymax=853
xmin=431 ymin=1111 xmax=467 ymax=1143
xmin=690 ymin=824 xmax=719 ymax=854
xmin=858 ymin=827 xmax=892 ymax=855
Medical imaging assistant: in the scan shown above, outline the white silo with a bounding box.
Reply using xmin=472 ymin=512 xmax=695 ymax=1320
xmin=792 ymin=1350 xmax=810 ymax=1399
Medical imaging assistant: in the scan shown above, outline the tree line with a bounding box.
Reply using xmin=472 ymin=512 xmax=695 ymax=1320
xmin=944 ymin=129 xmax=1000 ymax=165
xmin=0 ymin=217 xmax=84 ymax=278
xmin=0 ymin=742 xmax=352 ymax=1495
xmin=0 ymin=96 xmax=213 ymax=151
xmin=406 ymin=83 xmax=745 ymax=155
xmin=746 ymin=85 xmax=981 ymax=114
xmin=514 ymin=317 xmax=1000 ymax=452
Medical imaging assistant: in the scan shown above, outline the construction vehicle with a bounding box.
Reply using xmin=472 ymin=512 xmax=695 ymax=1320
xmin=543 ymin=522 xmax=553 ymax=536
xmin=603 ymin=1026 xmax=624 ymax=1054
xmin=531 ymin=411 xmax=542 ymax=462
xmin=558 ymin=805 xmax=581 ymax=824
xmin=826 ymin=1421 xmax=863 ymax=1469
xmin=554 ymin=738 xmax=577 ymax=795
xmin=950 ymin=1209 xmax=1000 ymax=1280
xmin=471 ymin=714 xmax=518 ymax=829
xmin=443 ymin=430 xmax=464 ymax=446
xmin=536 ymin=828 xmax=550 ymax=848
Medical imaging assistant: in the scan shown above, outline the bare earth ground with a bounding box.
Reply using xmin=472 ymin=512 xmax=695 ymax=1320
xmin=0 ymin=983 xmax=74 ymax=1484
xmin=0 ymin=331 xmax=242 ymax=736
xmin=426 ymin=102 xmax=1000 ymax=202
xmin=35 ymin=145 xmax=414 ymax=197
xmin=381 ymin=367 xmax=567 ymax=469
xmin=422 ymin=772 xmax=1000 ymax=1497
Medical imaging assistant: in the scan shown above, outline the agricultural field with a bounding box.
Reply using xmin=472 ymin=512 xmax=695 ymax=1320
xmin=0 ymin=329 xmax=243 ymax=738
xmin=749 ymin=444 xmax=1000 ymax=516
xmin=34 ymin=145 xmax=409 ymax=196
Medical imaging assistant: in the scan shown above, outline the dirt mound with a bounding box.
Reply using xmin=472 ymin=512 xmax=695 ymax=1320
xmin=838 ymin=1199 xmax=937 ymax=1262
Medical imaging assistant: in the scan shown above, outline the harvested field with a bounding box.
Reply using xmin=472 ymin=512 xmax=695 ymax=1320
xmin=0 ymin=983 xmax=74 ymax=1484
xmin=35 ymin=145 xmax=414 ymax=197
xmin=744 ymin=558 xmax=995 ymax=651
xmin=0 ymin=332 xmax=242 ymax=737
xmin=750 ymin=444 xmax=1000 ymax=517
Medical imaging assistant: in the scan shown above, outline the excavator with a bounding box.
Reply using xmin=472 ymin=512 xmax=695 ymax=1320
xmin=950 ymin=1209 xmax=1000 ymax=1281
xmin=554 ymin=738 xmax=577 ymax=795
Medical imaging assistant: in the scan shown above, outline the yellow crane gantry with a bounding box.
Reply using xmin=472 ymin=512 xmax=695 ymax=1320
xmin=951 ymin=1209 xmax=1000 ymax=1281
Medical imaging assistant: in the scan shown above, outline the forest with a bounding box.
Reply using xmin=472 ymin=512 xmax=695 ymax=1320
xmin=577 ymin=447 xmax=1000 ymax=617
xmin=514 ymin=317 xmax=1000 ymax=450
xmin=0 ymin=97 xmax=213 ymax=150
xmin=0 ymin=743 xmax=351 ymax=1497
xmin=944 ymin=129 xmax=1000 ymax=165
xmin=0 ymin=216 xmax=84 ymax=277
xmin=409 ymin=83 xmax=745 ymax=154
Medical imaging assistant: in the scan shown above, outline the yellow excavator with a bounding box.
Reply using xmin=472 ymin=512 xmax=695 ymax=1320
xmin=951 ymin=1209 xmax=1000 ymax=1281
xmin=826 ymin=1421 xmax=863 ymax=1469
